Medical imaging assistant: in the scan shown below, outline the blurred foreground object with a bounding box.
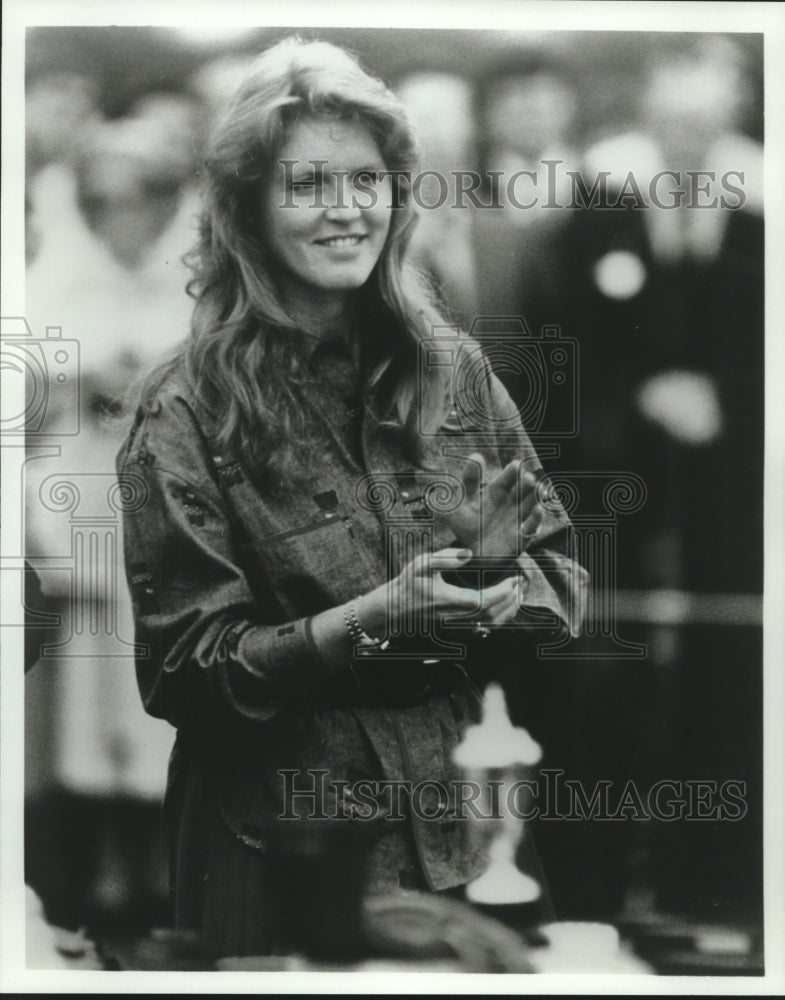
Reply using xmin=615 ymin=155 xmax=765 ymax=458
xmin=453 ymin=684 xmax=543 ymax=908
xmin=215 ymin=893 xmax=534 ymax=974
xmin=528 ymin=920 xmax=652 ymax=974
xmin=26 ymin=886 xmax=106 ymax=970
xmin=360 ymin=893 xmax=534 ymax=973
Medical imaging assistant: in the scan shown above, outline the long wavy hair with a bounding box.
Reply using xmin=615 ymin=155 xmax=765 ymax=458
xmin=144 ymin=37 xmax=452 ymax=491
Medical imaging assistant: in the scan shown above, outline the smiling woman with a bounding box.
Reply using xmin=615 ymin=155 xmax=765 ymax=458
xmin=116 ymin=36 xmax=588 ymax=960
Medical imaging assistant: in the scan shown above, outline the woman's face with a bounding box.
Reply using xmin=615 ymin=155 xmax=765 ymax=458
xmin=261 ymin=115 xmax=393 ymax=312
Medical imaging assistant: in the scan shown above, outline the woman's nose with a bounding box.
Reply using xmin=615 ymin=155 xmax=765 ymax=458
xmin=323 ymin=199 xmax=362 ymax=222
xmin=320 ymin=173 xmax=364 ymax=218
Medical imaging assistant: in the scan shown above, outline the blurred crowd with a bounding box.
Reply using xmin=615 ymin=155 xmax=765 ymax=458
xmin=22 ymin=29 xmax=763 ymax=945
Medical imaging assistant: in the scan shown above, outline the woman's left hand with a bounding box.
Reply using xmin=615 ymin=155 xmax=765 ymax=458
xmin=445 ymin=453 xmax=544 ymax=558
xmin=480 ymin=573 xmax=526 ymax=627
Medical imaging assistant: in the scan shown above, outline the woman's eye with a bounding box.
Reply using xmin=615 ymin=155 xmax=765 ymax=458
xmin=356 ymin=170 xmax=380 ymax=184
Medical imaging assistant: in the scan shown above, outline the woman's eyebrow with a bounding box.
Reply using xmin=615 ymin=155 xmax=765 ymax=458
xmin=352 ymin=164 xmax=385 ymax=175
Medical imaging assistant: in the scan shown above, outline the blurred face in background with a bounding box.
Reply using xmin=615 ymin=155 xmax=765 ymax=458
xmin=26 ymin=73 xmax=99 ymax=169
xmin=643 ymin=57 xmax=748 ymax=163
xmin=131 ymin=92 xmax=202 ymax=173
xmin=396 ymin=72 xmax=476 ymax=174
xmin=260 ymin=115 xmax=393 ymax=318
xmin=76 ymin=115 xmax=192 ymax=269
xmin=484 ymin=72 xmax=577 ymax=161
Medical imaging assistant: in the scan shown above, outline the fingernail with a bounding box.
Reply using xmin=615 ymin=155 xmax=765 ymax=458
xmin=457 ymin=549 xmax=472 ymax=559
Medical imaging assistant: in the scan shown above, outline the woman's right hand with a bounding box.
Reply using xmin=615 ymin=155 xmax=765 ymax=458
xmin=356 ymin=547 xmax=520 ymax=639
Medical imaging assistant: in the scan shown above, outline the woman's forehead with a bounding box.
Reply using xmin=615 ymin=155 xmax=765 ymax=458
xmin=277 ymin=114 xmax=385 ymax=170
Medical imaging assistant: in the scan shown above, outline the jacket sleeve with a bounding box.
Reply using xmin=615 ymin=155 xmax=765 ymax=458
xmin=476 ymin=348 xmax=589 ymax=639
xmin=117 ymin=394 xmax=330 ymax=730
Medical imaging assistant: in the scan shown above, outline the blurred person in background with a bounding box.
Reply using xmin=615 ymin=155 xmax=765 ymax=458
xmin=27 ymin=93 xmax=201 ymax=372
xmin=26 ymin=72 xmax=101 ymax=177
xmin=464 ymin=36 xmax=763 ymax=926
xmin=187 ymin=52 xmax=260 ymax=137
xmin=571 ymin=35 xmax=763 ymax=921
xmin=25 ymin=72 xmax=101 ymax=264
xmin=577 ymin=35 xmax=763 ymax=593
xmin=24 ymin=86 xmax=203 ymax=930
xmin=395 ymin=72 xmax=479 ymax=322
xmin=24 ymin=565 xmax=105 ymax=969
xmin=471 ymin=52 xmax=585 ymax=474
xmin=472 ymin=53 xmax=583 ymax=337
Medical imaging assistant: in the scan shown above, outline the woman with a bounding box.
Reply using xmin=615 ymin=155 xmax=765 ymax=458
xmin=118 ymin=38 xmax=588 ymax=959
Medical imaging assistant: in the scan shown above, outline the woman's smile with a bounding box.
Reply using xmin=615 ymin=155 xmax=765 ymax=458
xmin=314 ymin=234 xmax=368 ymax=248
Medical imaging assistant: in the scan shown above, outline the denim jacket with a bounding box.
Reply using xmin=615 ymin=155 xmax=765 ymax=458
xmin=117 ymin=335 xmax=588 ymax=893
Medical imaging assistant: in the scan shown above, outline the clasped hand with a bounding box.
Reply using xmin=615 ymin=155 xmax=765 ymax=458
xmin=358 ymin=454 xmax=546 ymax=635
xmin=445 ymin=452 xmax=544 ymax=558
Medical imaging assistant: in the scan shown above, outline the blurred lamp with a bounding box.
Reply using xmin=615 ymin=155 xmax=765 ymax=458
xmin=453 ymin=683 xmax=542 ymax=905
